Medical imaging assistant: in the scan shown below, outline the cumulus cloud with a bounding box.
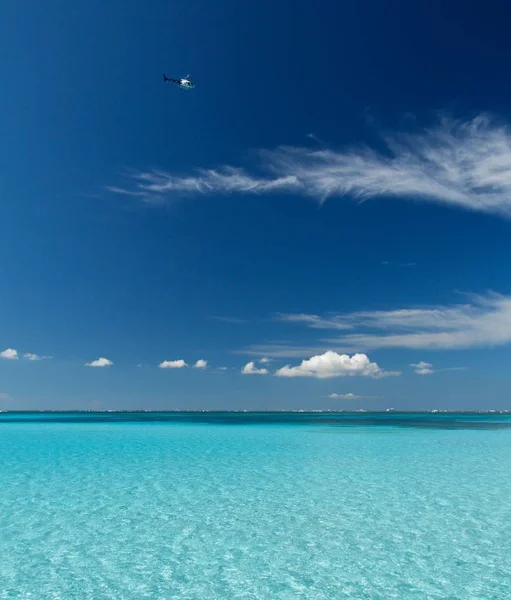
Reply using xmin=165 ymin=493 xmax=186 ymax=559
xmin=193 ymin=359 xmax=207 ymax=369
xmin=109 ymin=114 xmax=511 ymax=218
xmin=159 ymin=359 xmax=188 ymax=369
xmin=328 ymin=393 xmax=378 ymax=399
xmin=241 ymin=361 xmax=269 ymax=375
xmin=247 ymin=292 xmax=511 ymax=357
xmin=0 ymin=348 xmax=19 ymax=360
xmin=275 ymin=351 xmax=400 ymax=379
xmin=85 ymin=357 xmax=113 ymax=368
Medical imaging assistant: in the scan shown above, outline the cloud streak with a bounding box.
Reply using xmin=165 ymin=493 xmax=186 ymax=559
xmin=321 ymin=293 xmax=511 ymax=351
xmin=277 ymin=313 xmax=355 ymax=330
xmin=410 ymin=361 xmax=468 ymax=375
xmin=109 ymin=114 xmax=511 ymax=218
xmin=242 ymin=292 xmax=511 ymax=357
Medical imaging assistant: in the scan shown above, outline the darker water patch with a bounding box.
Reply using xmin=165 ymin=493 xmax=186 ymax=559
xmin=1 ymin=411 xmax=511 ymax=430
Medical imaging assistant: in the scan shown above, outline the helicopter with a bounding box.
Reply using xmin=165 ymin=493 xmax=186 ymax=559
xmin=163 ymin=73 xmax=195 ymax=90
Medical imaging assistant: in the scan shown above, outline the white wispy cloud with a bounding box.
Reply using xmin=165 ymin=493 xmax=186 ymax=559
xmin=85 ymin=357 xmax=113 ymax=368
xmin=247 ymin=292 xmax=511 ymax=356
xmin=24 ymin=353 xmax=52 ymax=361
xmin=275 ymin=351 xmax=400 ymax=379
xmin=322 ymin=293 xmax=511 ymax=351
xmin=193 ymin=359 xmax=208 ymax=369
xmin=236 ymin=344 xmax=342 ymax=359
xmin=259 ymin=357 xmax=271 ymax=364
xmin=108 ymin=114 xmax=511 ymax=218
xmin=277 ymin=313 xmax=354 ymax=330
xmin=410 ymin=361 xmax=468 ymax=375
xmin=159 ymin=359 xmax=188 ymax=369
xmin=241 ymin=361 xmax=269 ymax=375
xmin=107 ymin=168 xmax=297 ymax=202
xmin=328 ymin=393 xmax=379 ymax=399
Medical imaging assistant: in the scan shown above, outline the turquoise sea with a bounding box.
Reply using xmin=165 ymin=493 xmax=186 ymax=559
xmin=1 ymin=412 xmax=511 ymax=599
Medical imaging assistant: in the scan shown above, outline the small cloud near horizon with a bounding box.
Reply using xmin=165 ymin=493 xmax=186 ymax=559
xmin=1 ymin=349 xmax=52 ymax=361
xmin=86 ymin=357 xmax=113 ymax=368
xmin=410 ymin=361 xmax=435 ymax=375
xmin=24 ymin=353 xmax=52 ymax=361
xmin=275 ymin=351 xmax=401 ymax=379
xmin=159 ymin=359 xmax=188 ymax=369
xmin=241 ymin=361 xmax=269 ymax=375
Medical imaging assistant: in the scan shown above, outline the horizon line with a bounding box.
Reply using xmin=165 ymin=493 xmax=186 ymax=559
xmin=1 ymin=409 xmax=509 ymax=414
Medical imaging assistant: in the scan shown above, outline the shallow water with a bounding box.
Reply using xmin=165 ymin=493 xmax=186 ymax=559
xmin=1 ymin=412 xmax=510 ymax=599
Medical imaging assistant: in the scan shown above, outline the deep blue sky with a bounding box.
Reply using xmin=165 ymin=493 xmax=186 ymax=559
xmin=2 ymin=0 xmax=511 ymax=410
